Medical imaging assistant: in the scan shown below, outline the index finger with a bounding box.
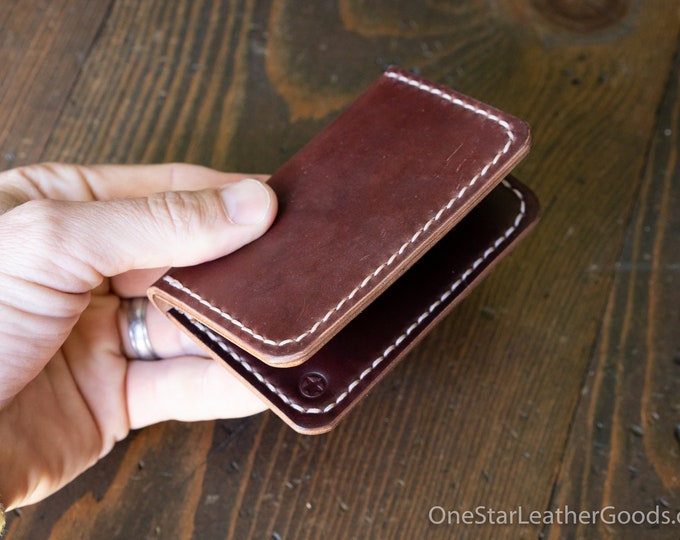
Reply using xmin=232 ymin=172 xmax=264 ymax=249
xmin=0 ymin=162 xmax=269 ymax=208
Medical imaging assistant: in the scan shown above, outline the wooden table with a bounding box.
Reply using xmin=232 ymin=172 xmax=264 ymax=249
xmin=3 ymin=1 xmax=680 ymax=538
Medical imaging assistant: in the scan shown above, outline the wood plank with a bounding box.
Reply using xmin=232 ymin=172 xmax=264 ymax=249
xmin=4 ymin=0 xmax=680 ymax=538
xmin=547 ymin=37 xmax=680 ymax=539
xmin=0 ymin=0 xmax=113 ymax=170
xmin=39 ymin=0 xmax=264 ymax=169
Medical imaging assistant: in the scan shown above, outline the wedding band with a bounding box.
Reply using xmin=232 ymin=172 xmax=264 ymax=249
xmin=124 ymin=297 xmax=158 ymax=360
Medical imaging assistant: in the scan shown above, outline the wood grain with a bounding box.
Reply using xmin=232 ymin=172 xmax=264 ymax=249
xmin=547 ymin=36 xmax=680 ymax=540
xmin=0 ymin=0 xmax=113 ymax=170
xmin=39 ymin=0 xmax=265 ymax=170
xmin=3 ymin=0 xmax=680 ymax=538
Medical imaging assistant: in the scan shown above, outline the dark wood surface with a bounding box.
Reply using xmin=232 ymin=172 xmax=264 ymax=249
xmin=2 ymin=1 xmax=680 ymax=538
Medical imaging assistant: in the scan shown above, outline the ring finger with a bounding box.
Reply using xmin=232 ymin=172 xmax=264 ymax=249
xmin=118 ymin=297 xmax=204 ymax=360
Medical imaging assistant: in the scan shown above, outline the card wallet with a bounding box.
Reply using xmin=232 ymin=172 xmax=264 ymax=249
xmin=148 ymin=67 xmax=539 ymax=434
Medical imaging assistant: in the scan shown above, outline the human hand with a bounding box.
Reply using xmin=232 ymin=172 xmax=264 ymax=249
xmin=0 ymin=163 xmax=277 ymax=512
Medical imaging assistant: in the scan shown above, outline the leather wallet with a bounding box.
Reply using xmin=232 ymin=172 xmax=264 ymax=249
xmin=148 ymin=67 xmax=539 ymax=434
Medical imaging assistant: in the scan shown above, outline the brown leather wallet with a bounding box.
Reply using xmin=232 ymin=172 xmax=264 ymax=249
xmin=148 ymin=67 xmax=539 ymax=434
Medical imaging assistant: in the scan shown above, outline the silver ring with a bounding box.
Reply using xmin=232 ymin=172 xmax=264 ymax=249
xmin=124 ymin=297 xmax=158 ymax=360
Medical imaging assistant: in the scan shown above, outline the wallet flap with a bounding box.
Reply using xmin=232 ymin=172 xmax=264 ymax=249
xmin=149 ymin=68 xmax=531 ymax=366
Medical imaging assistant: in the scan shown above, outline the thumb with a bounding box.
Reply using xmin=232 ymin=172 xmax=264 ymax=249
xmin=109 ymin=177 xmax=278 ymax=272
xmin=2 ymin=178 xmax=277 ymax=290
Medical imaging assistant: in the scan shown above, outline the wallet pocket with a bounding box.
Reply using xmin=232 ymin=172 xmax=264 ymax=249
xmin=148 ymin=67 xmax=539 ymax=434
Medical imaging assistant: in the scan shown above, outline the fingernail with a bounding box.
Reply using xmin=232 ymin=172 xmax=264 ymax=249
xmin=221 ymin=179 xmax=271 ymax=225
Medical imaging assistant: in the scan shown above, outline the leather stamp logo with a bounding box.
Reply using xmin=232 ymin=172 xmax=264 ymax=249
xmin=299 ymin=373 xmax=327 ymax=399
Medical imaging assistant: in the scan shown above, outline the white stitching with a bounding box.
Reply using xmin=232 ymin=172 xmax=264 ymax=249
xmin=163 ymin=70 xmax=517 ymax=348
xmin=182 ymin=179 xmax=526 ymax=414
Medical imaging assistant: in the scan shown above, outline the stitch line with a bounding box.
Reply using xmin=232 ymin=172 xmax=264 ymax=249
xmin=163 ymin=70 xmax=517 ymax=349
xmin=182 ymin=179 xmax=526 ymax=415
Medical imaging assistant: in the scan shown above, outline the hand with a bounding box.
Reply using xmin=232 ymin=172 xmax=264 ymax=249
xmin=0 ymin=163 xmax=277 ymax=511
